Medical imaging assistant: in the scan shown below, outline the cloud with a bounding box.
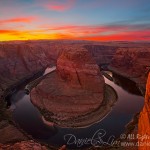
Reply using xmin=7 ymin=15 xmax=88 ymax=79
xmin=0 ymin=29 xmax=21 ymax=35
xmin=40 ymin=24 xmax=150 ymax=35
xmin=43 ymin=0 xmax=75 ymax=12
xmin=1 ymin=23 xmax=150 ymax=41
xmin=45 ymin=25 xmax=148 ymax=35
xmin=82 ymin=30 xmax=150 ymax=41
xmin=43 ymin=24 xmax=150 ymax=41
xmin=0 ymin=29 xmax=75 ymax=41
xmin=0 ymin=17 xmax=37 ymax=25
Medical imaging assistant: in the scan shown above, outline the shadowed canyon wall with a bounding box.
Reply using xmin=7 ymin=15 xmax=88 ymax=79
xmin=0 ymin=41 xmax=116 ymax=146
xmin=0 ymin=41 xmax=117 ymax=98
xmin=109 ymin=47 xmax=150 ymax=92
xmin=84 ymin=45 xmax=117 ymax=65
xmin=0 ymin=40 xmax=150 ymax=149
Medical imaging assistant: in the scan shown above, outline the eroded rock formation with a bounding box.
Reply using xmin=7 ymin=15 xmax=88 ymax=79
xmin=0 ymin=40 xmax=118 ymax=147
xmin=110 ymin=47 xmax=150 ymax=92
xmin=0 ymin=42 xmax=55 ymax=149
xmin=138 ymin=73 xmax=150 ymax=150
xmin=31 ymin=46 xmax=105 ymax=127
xmin=84 ymin=45 xmax=117 ymax=65
xmin=1 ymin=40 xmax=149 ymax=148
xmin=57 ymin=46 xmax=104 ymax=92
xmin=0 ymin=41 xmax=117 ymax=97
xmin=0 ymin=140 xmax=48 ymax=150
xmin=0 ymin=120 xmax=28 ymax=144
xmin=0 ymin=43 xmax=54 ymax=93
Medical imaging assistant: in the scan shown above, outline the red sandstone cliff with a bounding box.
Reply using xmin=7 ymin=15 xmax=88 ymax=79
xmin=57 ymin=46 xmax=104 ymax=92
xmin=0 ymin=41 xmax=117 ymax=96
xmin=84 ymin=45 xmax=117 ymax=65
xmin=110 ymin=47 xmax=150 ymax=91
xmin=0 ymin=42 xmax=55 ymax=147
xmin=0 ymin=43 xmax=54 ymax=93
xmin=31 ymin=46 xmax=105 ymax=127
xmin=0 ymin=40 xmax=117 ymax=146
xmin=138 ymin=73 xmax=150 ymax=150
xmin=1 ymin=40 xmax=150 ymax=148
xmin=0 ymin=140 xmax=48 ymax=150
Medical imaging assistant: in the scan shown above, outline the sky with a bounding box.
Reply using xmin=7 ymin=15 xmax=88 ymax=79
xmin=0 ymin=0 xmax=150 ymax=41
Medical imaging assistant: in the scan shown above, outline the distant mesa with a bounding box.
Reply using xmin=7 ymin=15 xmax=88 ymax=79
xmin=31 ymin=46 xmax=117 ymax=127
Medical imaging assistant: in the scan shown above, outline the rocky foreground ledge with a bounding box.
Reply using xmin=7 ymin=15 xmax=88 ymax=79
xmin=31 ymin=46 xmax=117 ymax=127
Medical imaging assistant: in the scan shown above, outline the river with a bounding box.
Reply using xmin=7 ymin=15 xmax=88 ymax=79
xmin=9 ymin=67 xmax=144 ymax=149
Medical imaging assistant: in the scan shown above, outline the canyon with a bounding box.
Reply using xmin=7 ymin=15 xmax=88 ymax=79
xmin=31 ymin=46 xmax=112 ymax=127
xmin=109 ymin=47 xmax=150 ymax=94
xmin=0 ymin=40 xmax=150 ymax=149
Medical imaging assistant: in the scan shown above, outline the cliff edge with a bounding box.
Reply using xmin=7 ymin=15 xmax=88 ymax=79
xmin=138 ymin=72 xmax=150 ymax=150
xmin=31 ymin=47 xmax=108 ymax=127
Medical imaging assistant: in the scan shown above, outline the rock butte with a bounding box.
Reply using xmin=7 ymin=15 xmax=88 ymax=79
xmin=138 ymin=72 xmax=150 ymax=150
xmin=31 ymin=47 xmax=105 ymax=127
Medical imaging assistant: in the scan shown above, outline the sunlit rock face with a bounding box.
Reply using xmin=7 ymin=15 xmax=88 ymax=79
xmin=57 ymin=47 xmax=104 ymax=92
xmin=31 ymin=46 xmax=105 ymax=126
xmin=138 ymin=73 xmax=150 ymax=150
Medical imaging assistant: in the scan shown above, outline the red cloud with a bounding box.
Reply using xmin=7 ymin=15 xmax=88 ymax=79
xmin=44 ymin=0 xmax=75 ymax=11
xmin=0 ymin=17 xmax=36 ymax=24
xmin=1 ymin=24 xmax=150 ymax=41
xmin=82 ymin=30 xmax=150 ymax=41
xmin=0 ymin=29 xmax=36 ymax=37
xmin=41 ymin=25 xmax=129 ymax=35
xmin=0 ymin=29 xmax=27 ymax=36
xmin=38 ymin=24 xmax=150 ymax=41
xmin=0 ymin=30 xmax=19 ymax=34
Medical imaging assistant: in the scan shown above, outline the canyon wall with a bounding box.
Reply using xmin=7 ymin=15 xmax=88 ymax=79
xmin=0 ymin=42 xmax=54 ymax=147
xmin=84 ymin=45 xmax=117 ymax=65
xmin=0 ymin=41 xmax=117 ymax=97
xmin=110 ymin=47 xmax=150 ymax=91
xmin=0 ymin=41 xmax=120 ymax=104
xmin=1 ymin=40 xmax=149 ymax=148
xmin=138 ymin=73 xmax=150 ymax=150
xmin=0 ymin=40 xmax=117 ymax=145
xmin=31 ymin=47 xmax=105 ymax=127
xmin=57 ymin=46 xmax=104 ymax=92
xmin=0 ymin=43 xmax=53 ymax=95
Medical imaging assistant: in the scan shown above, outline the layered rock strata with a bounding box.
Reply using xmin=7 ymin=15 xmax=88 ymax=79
xmin=0 ymin=40 xmax=118 ymax=147
xmin=84 ymin=45 xmax=117 ymax=65
xmin=109 ymin=47 xmax=150 ymax=93
xmin=31 ymin=47 xmax=106 ymax=127
xmin=0 ymin=140 xmax=48 ymax=150
xmin=138 ymin=73 xmax=150 ymax=150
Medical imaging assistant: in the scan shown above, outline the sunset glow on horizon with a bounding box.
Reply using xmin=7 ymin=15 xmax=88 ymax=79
xmin=0 ymin=0 xmax=150 ymax=41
